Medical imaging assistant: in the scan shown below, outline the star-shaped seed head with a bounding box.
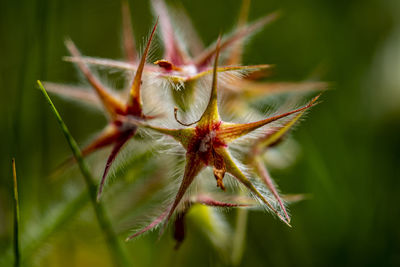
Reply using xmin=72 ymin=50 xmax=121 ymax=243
xmin=132 ymin=37 xmax=320 ymax=235
xmin=41 ymin=0 xmax=325 ymax=251
xmin=46 ymin=20 xmax=160 ymax=201
xmin=64 ymin=0 xmax=277 ymax=112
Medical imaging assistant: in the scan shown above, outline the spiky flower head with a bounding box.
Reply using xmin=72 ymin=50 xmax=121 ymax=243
xmin=123 ymin=39 xmax=320 ymax=237
xmin=43 ymin=0 xmax=324 ymax=252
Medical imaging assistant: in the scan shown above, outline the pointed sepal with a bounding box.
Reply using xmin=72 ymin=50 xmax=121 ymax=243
xmin=121 ymin=0 xmax=137 ymax=63
xmin=219 ymin=94 xmax=321 ymax=142
xmin=198 ymin=37 xmax=222 ymax=127
xmin=128 ymin=19 xmax=158 ymax=115
xmin=65 ymin=39 xmax=125 ymax=118
xmin=195 ymin=12 xmax=279 ymax=68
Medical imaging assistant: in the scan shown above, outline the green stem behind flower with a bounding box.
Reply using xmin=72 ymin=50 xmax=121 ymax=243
xmin=12 ymin=159 xmax=20 ymax=267
xmin=37 ymin=80 xmax=131 ymax=267
xmin=231 ymin=205 xmax=248 ymax=266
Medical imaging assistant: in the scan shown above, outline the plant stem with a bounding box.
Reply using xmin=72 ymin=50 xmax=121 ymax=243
xmin=12 ymin=159 xmax=20 ymax=267
xmin=231 ymin=208 xmax=248 ymax=266
xmin=37 ymin=81 xmax=131 ymax=267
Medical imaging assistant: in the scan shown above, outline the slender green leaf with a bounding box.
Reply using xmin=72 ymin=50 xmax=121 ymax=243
xmin=37 ymin=80 xmax=131 ymax=267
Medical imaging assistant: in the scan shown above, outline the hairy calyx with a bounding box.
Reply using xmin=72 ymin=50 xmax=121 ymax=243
xmin=187 ymin=122 xmax=228 ymax=190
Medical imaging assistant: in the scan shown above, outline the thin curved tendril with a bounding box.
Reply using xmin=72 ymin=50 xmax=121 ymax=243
xmin=173 ymin=107 xmax=200 ymax=126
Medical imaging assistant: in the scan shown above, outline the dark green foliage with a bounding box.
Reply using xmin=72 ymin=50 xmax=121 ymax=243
xmin=0 ymin=0 xmax=399 ymax=266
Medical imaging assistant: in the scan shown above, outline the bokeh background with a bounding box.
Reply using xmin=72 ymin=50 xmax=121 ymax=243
xmin=1 ymin=0 xmax=399 ymax=266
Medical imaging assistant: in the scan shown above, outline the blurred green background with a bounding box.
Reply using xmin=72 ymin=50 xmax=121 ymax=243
xmin=1 ymin=0 xmax=399 ymax=266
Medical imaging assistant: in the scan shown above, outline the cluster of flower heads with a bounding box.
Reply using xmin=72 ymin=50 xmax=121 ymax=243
xmin=46 ymin=0 xmax=325 ymax=248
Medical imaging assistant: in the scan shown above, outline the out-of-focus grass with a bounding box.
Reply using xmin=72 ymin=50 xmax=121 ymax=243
xmin=1 ymin=0 xmax=399 ymax=266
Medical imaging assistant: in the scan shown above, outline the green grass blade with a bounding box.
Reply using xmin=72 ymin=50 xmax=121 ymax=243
xmin=22 ymin=190 xmax=88 ymax=261
xmin=37 ymin=80 xmax=131 ymax=267
xmin=0 ymin=190 xmax=89 ymax=266
xmin=12 ymin=159 xmax=20 ymax=267
xmin=1 ymin=147 xmax=157 ymax=265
